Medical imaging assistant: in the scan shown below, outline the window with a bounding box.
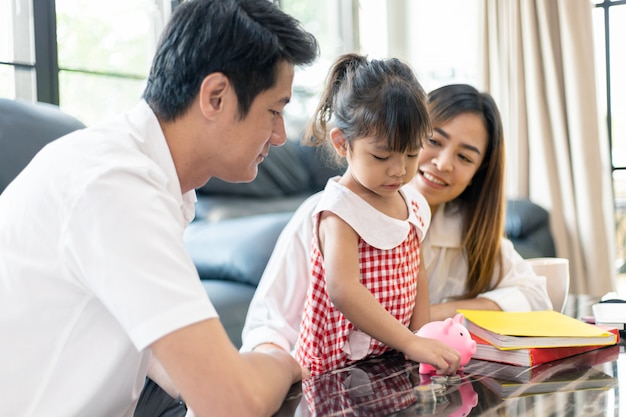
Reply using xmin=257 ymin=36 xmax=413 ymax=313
xmin=278 ymin=0 xmax=480 ymax=138
xmin=3 ymin=0 xmax=478 ymax=129
xmin=358 ymin=0 xmax=481 ymax=92
xmin=276 ymin=0 xmax=356 ymax=139
xmin=55 ymin=0 xmax=168 ymax=126
xmin=0 ymin=0 xmax=172 ymax=126
xmin=593 ymin=0 xmax=626 ymax=274
xmin=0 ymin=0 xmax=37 ymax=101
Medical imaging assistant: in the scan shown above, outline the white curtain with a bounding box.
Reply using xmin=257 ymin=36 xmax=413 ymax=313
xmin=480 ymin=0 xmax=615 ymax=296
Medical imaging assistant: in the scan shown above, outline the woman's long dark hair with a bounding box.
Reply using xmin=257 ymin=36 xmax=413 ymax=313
xmin=428 ymin=84 xmax=506 ymax=298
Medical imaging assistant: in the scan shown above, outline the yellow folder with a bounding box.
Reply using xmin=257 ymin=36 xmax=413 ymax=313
xmin=457 ymin=309 xmax=618 ymax=349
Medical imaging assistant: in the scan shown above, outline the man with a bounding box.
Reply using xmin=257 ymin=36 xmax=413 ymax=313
xmin=0 ymin=1 xmax=318 ymax=416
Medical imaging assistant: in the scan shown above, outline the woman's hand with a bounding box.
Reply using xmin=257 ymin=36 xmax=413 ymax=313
xmin=430 ymin=298 xmax=501 ymax=322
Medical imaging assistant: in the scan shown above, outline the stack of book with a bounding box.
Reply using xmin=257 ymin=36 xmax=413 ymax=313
xmin=457 ymin=310 xmax=621 ymax=398
xmin=457 ymin=309 xmax=620 ymax=367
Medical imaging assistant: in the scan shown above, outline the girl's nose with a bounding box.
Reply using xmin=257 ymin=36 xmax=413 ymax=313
xmin=389 ymin=158 xmax=407 ymax=177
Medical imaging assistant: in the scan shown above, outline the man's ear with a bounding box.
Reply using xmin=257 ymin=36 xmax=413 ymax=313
xmin=198 ymin=73 xmax=230 ymax=119
xmin=330 ymin=128 xmax=348 ymax=157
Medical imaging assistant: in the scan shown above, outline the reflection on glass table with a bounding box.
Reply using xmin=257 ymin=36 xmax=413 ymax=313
xmin=274 ymin=351 xmax=480 ymax=417
xmin=274 ymin=320 xmax=624 ymax=417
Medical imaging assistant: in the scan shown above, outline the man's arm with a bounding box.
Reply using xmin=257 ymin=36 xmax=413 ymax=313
xmin=151 ymin=318 xmax=301 ymax=417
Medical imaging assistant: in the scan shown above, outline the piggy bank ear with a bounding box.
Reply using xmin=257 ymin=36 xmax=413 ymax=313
xmin=443 ymin=317 xmax=455 ymax=335
xmin=452 ymin=313 xmax=465 ymax=324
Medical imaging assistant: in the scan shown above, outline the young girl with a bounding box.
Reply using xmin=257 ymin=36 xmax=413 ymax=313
xmin=293 ymin=54 xmax=461 ymax=376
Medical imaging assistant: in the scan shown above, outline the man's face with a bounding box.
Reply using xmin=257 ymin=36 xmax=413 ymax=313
xmin=211 ymin=61 xmax=294 ymax=184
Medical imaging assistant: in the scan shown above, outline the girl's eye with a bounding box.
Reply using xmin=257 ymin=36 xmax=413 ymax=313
xmin=407 ymin=153 xmax=418 ymax=159
xmin=459 ymin=154 xmax=472 ymax=163
xmin=372 ymin=154 xmax=388 ymax=161
xmin=270 ymin=110 xmax=281 ymax=116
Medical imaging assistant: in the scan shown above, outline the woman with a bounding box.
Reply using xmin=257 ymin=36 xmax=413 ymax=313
xmin=241 ymin=83 xmax=552 ymax=354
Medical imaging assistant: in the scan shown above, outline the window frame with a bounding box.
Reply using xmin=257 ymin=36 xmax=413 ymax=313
xmin=595 ymin=0 xmax=626 ymax=173
xmin=2 ymin=0 xmax=179 ymax=105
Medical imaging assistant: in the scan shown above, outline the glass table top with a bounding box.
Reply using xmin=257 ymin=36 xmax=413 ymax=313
xmin=274 ymin=295 xmax=625 ymax=417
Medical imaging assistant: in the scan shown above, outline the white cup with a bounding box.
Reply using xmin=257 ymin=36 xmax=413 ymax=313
xmin=526 ymin=257 xmax=570 ymax=313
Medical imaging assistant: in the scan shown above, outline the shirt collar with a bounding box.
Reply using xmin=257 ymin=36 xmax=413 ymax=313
xmin=127 ymin=100 xmax=197 ymax=224
xmin=315 ymin=178 xmax=427 ymax=250
xmin=428 ymin=202 xmax=463 ymax=248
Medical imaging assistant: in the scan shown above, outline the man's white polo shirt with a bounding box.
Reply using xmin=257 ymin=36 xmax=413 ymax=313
xmin=0 ymin=101 xmax=217 ymax=417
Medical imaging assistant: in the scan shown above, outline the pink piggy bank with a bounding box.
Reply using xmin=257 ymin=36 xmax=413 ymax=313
xmin=415 ymin=313 xmax=476 ymax=374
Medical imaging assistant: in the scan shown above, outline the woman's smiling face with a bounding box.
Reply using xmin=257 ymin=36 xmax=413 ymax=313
xmin=412 ymin=112 xmax=489 ymax=213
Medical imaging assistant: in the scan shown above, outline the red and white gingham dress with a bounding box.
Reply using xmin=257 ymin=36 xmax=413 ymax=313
xmin=294 ymin=178 xmax=429 ymax=376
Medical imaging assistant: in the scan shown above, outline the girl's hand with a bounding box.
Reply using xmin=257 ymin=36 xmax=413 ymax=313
xmin=404 ymin=336 xmax=461 ymax=375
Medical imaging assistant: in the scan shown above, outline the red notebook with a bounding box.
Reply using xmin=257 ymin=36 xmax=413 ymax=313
xmin=470 ymin=326 xmax=620 ymax=367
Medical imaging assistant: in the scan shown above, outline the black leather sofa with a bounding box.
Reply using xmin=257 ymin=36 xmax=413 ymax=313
xmin=0 ymin=98 xmax=86 ymax=192
xmin=0 ymin=98 xmax=556 ymax=348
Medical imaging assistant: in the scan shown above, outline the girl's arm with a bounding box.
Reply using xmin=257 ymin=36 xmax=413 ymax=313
xmin=320 ymin=212 xmax=460 ymax=374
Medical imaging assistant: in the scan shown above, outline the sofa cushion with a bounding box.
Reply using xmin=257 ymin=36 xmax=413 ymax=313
xmin=184 ymin=211 xmax=293 ymax=286
xmin=194 ymin=194 xmax=309 ymax=223
xmin=0 ymin=98 xmax=85 ymax=192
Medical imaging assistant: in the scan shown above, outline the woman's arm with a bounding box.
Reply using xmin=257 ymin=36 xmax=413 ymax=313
xmin=428 ymin=239 xmax=552 ymax=321
xmin=241 ymin=193 xmax=322 ymax=353
xmin=430 ymin=297 xmax=500 ymax=322
xmin=410 ymin=259 xmax=431 ymax=331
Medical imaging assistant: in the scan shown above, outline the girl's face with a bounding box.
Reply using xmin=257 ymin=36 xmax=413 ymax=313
xmin=332 ymin=129 xmax=419 ymax=199
xmin=412 ymin=112 xmax=489 ymax=213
